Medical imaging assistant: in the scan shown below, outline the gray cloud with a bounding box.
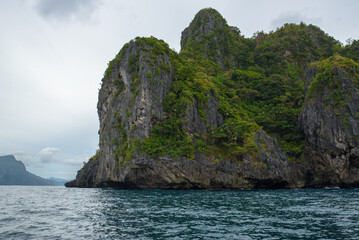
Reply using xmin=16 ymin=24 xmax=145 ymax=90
xmin=34 ymin=0 xmax=97 ymax=21
xmin=271 ymin=11 xmax=322 ymax=29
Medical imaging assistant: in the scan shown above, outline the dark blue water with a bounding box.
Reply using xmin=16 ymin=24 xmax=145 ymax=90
xmin=0 ymin=187 xmax=358 ymax=239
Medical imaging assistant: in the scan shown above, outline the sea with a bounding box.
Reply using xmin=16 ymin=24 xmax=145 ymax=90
xmin=0 ymin=186 xmax=358 ymax=240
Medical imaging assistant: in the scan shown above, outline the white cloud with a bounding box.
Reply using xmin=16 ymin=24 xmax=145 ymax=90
xmin=14 ymin=147 xmax=61 ymax=167
xmin=39 ymin=147 xmax=61 ymax=163
xmin=39 ymin=147 xmax=60 ymax=155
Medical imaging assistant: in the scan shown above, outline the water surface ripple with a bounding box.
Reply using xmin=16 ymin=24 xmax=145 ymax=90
xmin=0 ymin=186 xmax=358 ymax=239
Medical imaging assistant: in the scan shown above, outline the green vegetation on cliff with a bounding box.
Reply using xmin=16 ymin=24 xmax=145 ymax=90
xmin=341 ymin=39 xmax=359 ymax=62
xmin=104 ymin=8 xmax=358 ymax=162
xmin=308 ymin=55 xmax=359 ymax=110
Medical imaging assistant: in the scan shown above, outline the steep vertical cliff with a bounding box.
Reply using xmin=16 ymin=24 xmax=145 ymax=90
xmin=299 ymin=56 xmax=359 ymax=187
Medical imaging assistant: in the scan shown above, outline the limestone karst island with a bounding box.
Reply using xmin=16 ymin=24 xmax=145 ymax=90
xmin=66 ymin=8 xmax=359 ymax=189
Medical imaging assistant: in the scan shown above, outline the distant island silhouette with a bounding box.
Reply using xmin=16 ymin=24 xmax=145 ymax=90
xmin=0 ymin=155 xmax=66 ymax=186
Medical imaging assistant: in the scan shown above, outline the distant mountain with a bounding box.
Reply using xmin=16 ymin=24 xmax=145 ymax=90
xmin=47 ymin=177 xmax=69 ymax=186
xmin=0 ymin=155 xmax=54 ymax=186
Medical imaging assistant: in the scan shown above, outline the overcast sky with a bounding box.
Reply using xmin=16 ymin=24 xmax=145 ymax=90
xmin=1 ymin=0 xmax=358 ymax=180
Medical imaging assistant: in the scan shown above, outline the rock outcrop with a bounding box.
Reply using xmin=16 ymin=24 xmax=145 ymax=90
xmin=67 ymin=35 xmax=299 ymax=189
xmin=67 ymin=9 xmax=359 ymax=189
xmin=299 ymin=56 xmax=359 ymax=187
xmin=180 ymin=8 xmax=250 ymax=69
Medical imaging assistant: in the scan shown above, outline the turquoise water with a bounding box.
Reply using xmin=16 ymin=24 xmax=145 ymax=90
xmin=0 ymin=186 xmax=358 ymax=239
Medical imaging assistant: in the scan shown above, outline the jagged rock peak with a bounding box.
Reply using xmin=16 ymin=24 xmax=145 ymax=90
xmin=104 ymin=37 xmax=172 ymax=78
xmin=181 ymin=8 xmax=229 ymax=48
xmin=180 ymin=8 xmax=246 ymax=70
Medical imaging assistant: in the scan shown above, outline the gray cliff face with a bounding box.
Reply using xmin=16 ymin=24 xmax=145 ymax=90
xmin=117 ymin=121 xmax=298 ymax=189
xmin=107 ymin=129 xmax=296 ymax=189
xmin=66 ymin=155 xmax=99 ymax=187
xmin=299 ymin=61 xmax=359 ymax=187
xmin=184 ymin=95 xmax=223 ymax=137
xmin=96 ymin=41 xmax=174 ymax=186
